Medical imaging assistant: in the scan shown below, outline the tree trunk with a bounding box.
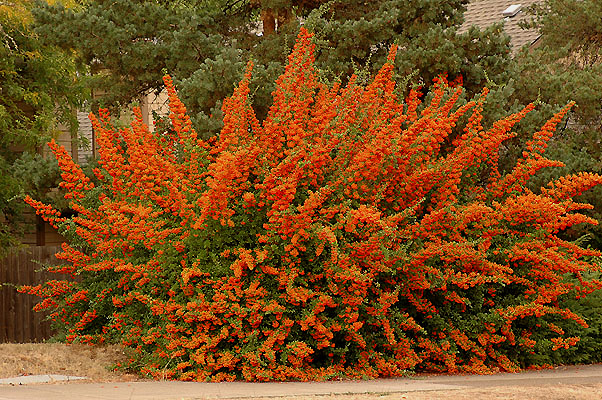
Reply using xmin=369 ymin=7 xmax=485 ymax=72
xmin=262 ymin=8 xmax=276 ymax=36
xmin=277 ymin=7 xmax=292 ymax=30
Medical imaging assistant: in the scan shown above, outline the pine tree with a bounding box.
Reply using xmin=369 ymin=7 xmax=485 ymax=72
xmin=515 ymin=0 xmax=602 ymax=248
xmin=31 ymin=0 xmax=514 ymax=135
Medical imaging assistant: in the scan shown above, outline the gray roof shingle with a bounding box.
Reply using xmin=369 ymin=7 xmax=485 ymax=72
xmin=458 ymin=0 xmax=542 ymax=51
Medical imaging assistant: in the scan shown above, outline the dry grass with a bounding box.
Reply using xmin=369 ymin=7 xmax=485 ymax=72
xmin=0 ymin=343 xmax=142 ymax=382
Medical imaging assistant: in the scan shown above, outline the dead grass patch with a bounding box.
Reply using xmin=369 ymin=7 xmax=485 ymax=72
xmin=0 ymin=343 xmax=142 ymax=382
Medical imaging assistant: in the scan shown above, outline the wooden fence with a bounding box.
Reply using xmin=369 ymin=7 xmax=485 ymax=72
xmin=0 ymin=246 xmax=62 ymax=343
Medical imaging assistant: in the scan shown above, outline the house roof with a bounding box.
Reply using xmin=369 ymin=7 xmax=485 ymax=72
xmin=458 ymin=0 xmax=542 ymax=51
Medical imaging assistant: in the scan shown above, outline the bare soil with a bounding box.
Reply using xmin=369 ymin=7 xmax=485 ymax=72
xmin=0 ymin=343 xmax=141 ymax=382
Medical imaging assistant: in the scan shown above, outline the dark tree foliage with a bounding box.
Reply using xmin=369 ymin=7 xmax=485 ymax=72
xmin=32 ymin=0 xmax=514 ymax=136
xmin=514 ymin=0 xmax=602 ymax=249
xmin=0 ymin=1 xmax=81 ymax=253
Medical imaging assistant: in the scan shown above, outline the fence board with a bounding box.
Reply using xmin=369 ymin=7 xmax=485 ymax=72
xmin=0 ymin=253 xmax=5 ymax=343
xmin=0 ymin=246 xmax=63 ymax=343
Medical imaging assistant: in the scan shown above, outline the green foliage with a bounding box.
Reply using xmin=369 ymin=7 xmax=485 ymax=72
xmin=525 ymin=0 xmax=602 ymax=66
xmin=0 ymin=2 xmax=82 ymax=253
xmin=31 ymin=0 xmax=514 ymax=136
xmin=557 ymin=280 xmax=602 ymax=365
xmin=32 ymin=0 xmax=250 ymax=135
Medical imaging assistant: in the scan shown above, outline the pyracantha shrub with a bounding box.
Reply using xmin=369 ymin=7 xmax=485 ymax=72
xmin=23 ymin=29 xmax=602 ymax=381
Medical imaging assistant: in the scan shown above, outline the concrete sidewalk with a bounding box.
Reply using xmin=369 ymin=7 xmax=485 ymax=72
xmin=0 ymin=364 xmax=601 ymax=400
